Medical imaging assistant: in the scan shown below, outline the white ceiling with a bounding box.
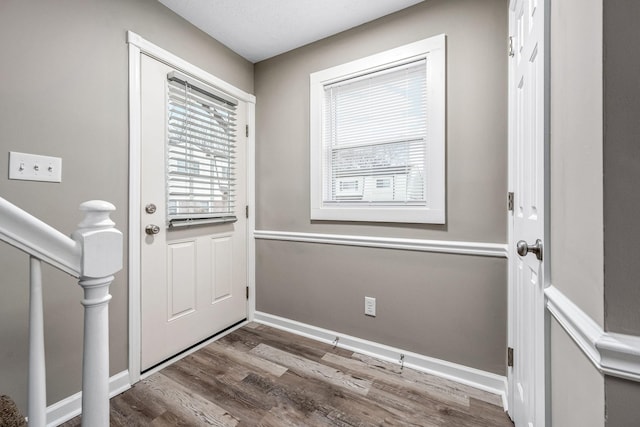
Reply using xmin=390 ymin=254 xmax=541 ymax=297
xmin=159 ymin=0 xmax=424 ymax=63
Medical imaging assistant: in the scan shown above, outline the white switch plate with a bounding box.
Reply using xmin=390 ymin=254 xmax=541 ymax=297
xmin=9 ymin=151 xmax=62 ymax=182
xmin=364 ymin=296 xmax=376 ymax=317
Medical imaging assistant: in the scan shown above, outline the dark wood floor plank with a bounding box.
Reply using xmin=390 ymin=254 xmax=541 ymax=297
xmin=108 ymin=389 xmax=163 ymax=426
xmin=148 ymin=410 xmax=192 ymax=426
xmin=250 ymin=343 xmax=372 ymax=396
xmin=112 ymin=385 xmax=166 ymax=422
xmin=468 ymin=397 xmax=515 ymax=426
xmin=207 ymin=339 xmax=289 ymax=378
xmin=140 ymin=373 xmax=239 ymax=426
xmin=351 ymin=352 xmax=503 ymax=407
xmin=60 ymin=323 xmax=513 ymax=426
xmin=251 ymin=370 xmax=401 ymax=427
xmin=161 ymin=357 xmax=272 ymax=425
xmin=321 ymin=352 xmax=470 ymax=408
xmin=225 ymin=324 xmax=353 ymax=363
xmin=369 ymin=380 xmax=476 ymax=426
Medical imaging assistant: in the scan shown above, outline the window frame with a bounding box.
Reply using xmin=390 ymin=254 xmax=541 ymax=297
xmin=310 ymin=34 xmax=446 ymax=224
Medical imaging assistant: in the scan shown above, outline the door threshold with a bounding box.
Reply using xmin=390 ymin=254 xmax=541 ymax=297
xmin=140 ymin=319 xmax=248 ymax=380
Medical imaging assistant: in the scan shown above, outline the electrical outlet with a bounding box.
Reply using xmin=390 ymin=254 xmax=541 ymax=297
xmin=9 ymin=151 xmax=62 ymax=182
xmin=364 ymin=296 xmax=376 ymax=317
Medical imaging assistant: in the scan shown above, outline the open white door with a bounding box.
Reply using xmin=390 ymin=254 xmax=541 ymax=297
xmin=139 ymin=53 xmax=248 ymax=370
xmin=508 ymin=0 xmax=547 ymax=425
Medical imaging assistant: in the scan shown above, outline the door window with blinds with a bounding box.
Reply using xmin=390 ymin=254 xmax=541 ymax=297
xmin=310 ymin=35 xmax=446 ymax=223
xmin=166 ymin=72 xmax=237 ymax=226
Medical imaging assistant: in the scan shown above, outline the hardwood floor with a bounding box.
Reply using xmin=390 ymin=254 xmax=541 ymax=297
xmin=61 ymin=323 xmax=513 ymax=426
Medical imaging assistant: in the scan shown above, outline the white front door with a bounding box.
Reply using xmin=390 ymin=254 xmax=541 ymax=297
xmin=508 ymin=0 xmax=546 ymax=425
xmin=140 ymin=54 xmax=248 ymax=370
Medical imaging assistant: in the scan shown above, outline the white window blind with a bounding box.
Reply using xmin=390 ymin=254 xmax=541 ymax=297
xmin=166 ymin=72 xmax=237 ymax=225
xmin=322 ymin=59 xmax=427 ymax=206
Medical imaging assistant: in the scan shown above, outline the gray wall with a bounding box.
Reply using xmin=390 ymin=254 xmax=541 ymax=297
xmin=550 ymin=320 xmax=604 ymax=427
xmin=602 ymin=0 xmax=640 ymax=424
xmin=548 ymin=0 xmax=605 ymax=424
xmin=258 ymin=241 xmax=508 ymax=374
xmin=603 ymin=0 xmax=640 ymax=336
xmin=550 ymin=0 xmax=604 ymax=326
xmin=605 ymin=377 xmax=640 ymax=427
xmin=0 ymin=0 xmax=253 ymax=413
xmin=254 ymin=0 xmax=509 ymax=375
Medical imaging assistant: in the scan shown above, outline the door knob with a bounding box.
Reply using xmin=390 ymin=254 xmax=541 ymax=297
xmin=145 ymin=224 xmax=160 ymax=235
xmin=516 ymin=239 xmax=543 ymax=261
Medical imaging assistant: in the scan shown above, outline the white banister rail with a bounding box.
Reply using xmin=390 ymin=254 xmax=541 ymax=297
xmin=0 ymin=197 xmax=81 ymax=277
xmin=0 ymin=197 xmax=123 ymax=427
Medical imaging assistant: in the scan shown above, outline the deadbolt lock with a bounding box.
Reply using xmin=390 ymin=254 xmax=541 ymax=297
xmin=145 ymin=203 xmax=157 ymax=214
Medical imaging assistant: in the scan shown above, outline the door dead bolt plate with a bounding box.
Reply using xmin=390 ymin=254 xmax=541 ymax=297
xmin=145 ymin=203 xmax=157 ymax=214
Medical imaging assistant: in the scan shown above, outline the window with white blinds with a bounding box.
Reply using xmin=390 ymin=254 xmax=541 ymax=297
xmin=323 ymin=59 xmax=427 ymax=205
xmin=310 ymin=35 xmax=446 ymax=223
xmin=166 ymin=72 xmax=237 ymax=225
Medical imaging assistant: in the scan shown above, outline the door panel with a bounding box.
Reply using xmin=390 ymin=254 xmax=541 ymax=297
xmin=140 ymin=54 xmax=247 ymax=370
xmin=211 ymin=235 xmax=233 ymax=301
xmin=509 ymin=0 xmax=546 ymax=425
xmin=167 ymin=241 xmax=197 ymax=320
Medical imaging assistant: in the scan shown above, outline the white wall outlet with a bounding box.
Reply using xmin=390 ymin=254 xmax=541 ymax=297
xmin=364 ymin=296 xmax=376 ymax=317
xmin=9 ymin=151 xmax=62 ymax=183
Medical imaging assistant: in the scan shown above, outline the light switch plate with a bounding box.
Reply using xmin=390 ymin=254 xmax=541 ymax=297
xmin=365 ymin=296 xmax=376 ymax=317
xmin=9 ymin=151 xmax=62 ymax=182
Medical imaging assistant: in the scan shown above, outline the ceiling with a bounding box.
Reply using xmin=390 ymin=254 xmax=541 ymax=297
xmin=158 ymin=0 xmax=424 ymax=63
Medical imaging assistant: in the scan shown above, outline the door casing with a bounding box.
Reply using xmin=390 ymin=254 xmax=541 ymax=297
xmin=507 ymin=0 xmax=551 ymax=424
xmin=127 ymin=31 xmax=256 ymax=385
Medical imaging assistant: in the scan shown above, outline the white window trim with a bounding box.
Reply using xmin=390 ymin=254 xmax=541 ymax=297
xmin=310 ymin=34 xmax=446 ymax=224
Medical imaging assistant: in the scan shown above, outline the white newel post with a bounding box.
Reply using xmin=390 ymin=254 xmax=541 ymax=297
xmin=72 ymin=201 xmax=123 ymax=427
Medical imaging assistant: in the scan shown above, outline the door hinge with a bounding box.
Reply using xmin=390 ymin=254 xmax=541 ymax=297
xmin=246 ymin=286 xmax=249 ymax=300
xmin=507 ymin=347 xmax=514 ymax=367
xmin=507 ymin=192 xmax=514 ymax=211
xmin=508 ymin=36 xmax=515 ymax=57
xmin=246 ymin=124 xmax=249 ymax=138
xmin=245 ymin=205 xmax=249 ymax=219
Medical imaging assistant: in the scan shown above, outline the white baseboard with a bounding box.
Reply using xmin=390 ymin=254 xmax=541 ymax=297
xmin=253 ymin=311 xmax=508 ymax=409
xmin=546 ymin=285 xmax=640 ymax=382
xmin=46 ymin=370 xmax=130 ymax=427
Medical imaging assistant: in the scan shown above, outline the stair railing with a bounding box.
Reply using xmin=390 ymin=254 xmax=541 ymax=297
xmin=0 ymin=197 xmax=123 ymax=427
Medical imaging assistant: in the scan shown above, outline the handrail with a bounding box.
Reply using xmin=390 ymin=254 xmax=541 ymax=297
xmin=0 ymin=196 xmax=123 ymax=427
xmin=0 ymin=197 xmax=81 ymax=277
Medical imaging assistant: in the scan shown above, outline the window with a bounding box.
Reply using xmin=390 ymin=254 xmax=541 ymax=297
xmin=310 ymin=35 xmax=446 ymax=223
xmin=166 ymin=71 xmax=238 ymax=225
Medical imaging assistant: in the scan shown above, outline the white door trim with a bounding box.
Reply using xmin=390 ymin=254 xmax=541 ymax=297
xmin=507 ymin=0 xmax=550 ymax=424
xmin=127 ymin=31 xmax=256 ymax=385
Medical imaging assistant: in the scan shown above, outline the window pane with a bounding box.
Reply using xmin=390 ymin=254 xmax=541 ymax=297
xmin=167 ymin=77 xmax=237 ymax=221
xmin=323 ymin=59 xmax=427 ymax=205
